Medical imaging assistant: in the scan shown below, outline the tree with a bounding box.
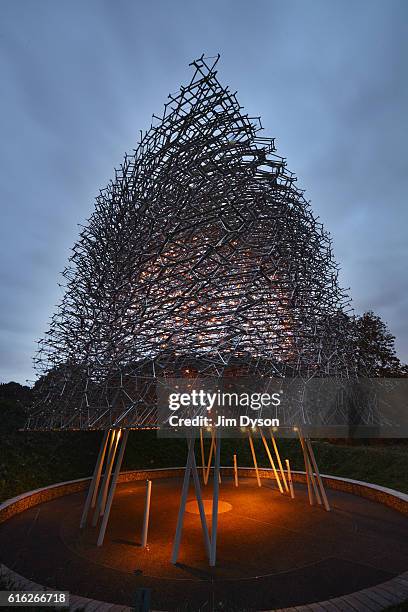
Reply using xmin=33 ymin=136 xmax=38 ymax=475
xmin=354 ymin=311 xmax=406 ymax=377
xmin=0 ymin=382 xmax=32 ymax=404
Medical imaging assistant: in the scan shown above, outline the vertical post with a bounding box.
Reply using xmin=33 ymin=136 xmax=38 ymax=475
xmin=306 ymin=438 xmax=330 ymax=511
xmin=270 ymin=431 xmax=289 ymax=492
xmin=80 ymin=430 xmax=109 ymax=528
xmin=171 ymin=437 xmax=195 ymax=564
xmin=248 ymin=430 xmax=261 ymax=487
xmin=233 ymin=454 xmax=238 ymax=487
xmin=210 ymin=431 xmax=221 ymax=567
xmin=97 ymin=429 xmax=128 ymax=546
xmin=285 ymin=459 xmax=295 ymax=499
xmin=141 ymin=480 xmax=152 ymax=547
xmin=261 ymin=430 xmax=283 ymax=493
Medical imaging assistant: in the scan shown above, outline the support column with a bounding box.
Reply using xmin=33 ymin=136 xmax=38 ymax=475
xmin=260 ymin=430 xmax=283 ymax=493
xmin=97 ymin=429 xmax=128 ymax=546
xmin=171 ymin=437 xmax=210 ymax=563
xmin=209 ymin=430 xmax=221 ymax=567
xmin=306 ymin=438 xmax=330 ymax=511
xmin=270 ymin=430 xmax=289 ymax=492
xmin=200 ymin=428 xmax=206 ymax=483
xmin=298 ymin=431 xmax=314 ymax=505
xmin=248 ymin=430 xmax=261 ymax=487
xmin=204 ymin=434 xmax=215 ymax=485
xmin=298 ymin=429 xmax=322 ymax=505
xmin=307 ymin=451 xmax=322 ymax=505
xmin=80 ymin=430 xmax=109 ymax=528
xmin=191 ymin=446 xmax=211 ymax=559
xmin=285 ymin=458 xmax=295 ymax=499
xmin=92 ymin=429 xmax=119 ymax=526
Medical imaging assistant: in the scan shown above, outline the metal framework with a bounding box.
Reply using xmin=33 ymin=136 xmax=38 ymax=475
xmin=28 ymin=54 xmax=355 ymax=431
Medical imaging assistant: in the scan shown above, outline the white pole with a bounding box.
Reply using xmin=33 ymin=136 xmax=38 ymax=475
xmin=298 ymin=432 xmax=314 ymax=505
xmin=204 ymin=435 xmax=215 ymax=485
xmin=91 ymin=430 xmax=110 ymax=509
xmin=307 ymin=452 xmax=322 ymax=505
xmin=191 ymin=450 xmax=211 ymax=558
xmin=285 ymin=459 xmax=295 ymax=499
xmin=141 ymin=480 xmax=152 ymax=547
xmin=248 ymin=431 xmax=261 ymax=487
xmin=300 ymin=433 xmax=321 ymax=505
xmin=306 ymin=438 xmax=330 ymax=511
xmin=92 ymin=429 xmax=118 ymax=525
xmin=100 ymin=430 xmax=122 ymax=515
xmin=80 ymin=430 xmax=109 ymax=528
xmin=97 ymin=429 xmax=128 ymax=546
xmin=233 ymin=454 xmax=238 ymax=487
xmin=261 ymin=431 xmax=283 ymax=493
xmin=200 ymin=428 xmax=206 ymax=483
xmin=210 ymin=431 xmax=221 ymax=566
xmin=171 ymin=437 xmax=195 ymax=564
xmin=270 ymin=431 xmax=289 ymax=492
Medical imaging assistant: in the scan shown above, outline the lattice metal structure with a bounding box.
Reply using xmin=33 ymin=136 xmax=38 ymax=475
xmin=28 ymin=55 xmax=355 ymax=431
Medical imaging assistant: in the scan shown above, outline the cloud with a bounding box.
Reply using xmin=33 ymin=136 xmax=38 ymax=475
xmin=1 ymin=0 xmax=407 ymax=383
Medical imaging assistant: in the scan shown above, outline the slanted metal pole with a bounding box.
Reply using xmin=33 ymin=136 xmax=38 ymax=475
xmin=200 ymin=428 xmax=206 ymax=483
xmin=233 ymin=454 xmax=238 ymax=487
xmin=210 ymin=431 xmax=221 ymax=566
xmin=92 ymin=429 xmax=119 ymax=525
xmin=307 ymin=452 xmax=322 ymax=505
xmin=261 ymin=430 xmax=283 ymax=493
xmin=270 ymin=430 xmax=289 ymax=492
xmin=298 ymin=431 xmax=314 ymax=505
xmin=204 ymin=429 xmax=221 ymax=484
xmin=91 ymin=430 xmax=110 ymax=509
xmin=204 ymin=434 xmax=215 ymax=485
xmin=191 ymin=448 xmax=211 ymax=558
xmin=248 ymin=430 xmax=261 ymax=487
xmin=141 ymin=480 xmax=152 ymax=547
xmin=171 ymin=438 xmax=195 ymax=564
xmin=306 ymin=438 xmax=330 ymax=511
xmin=299 ymin=431 xmax=321 ymax=505
xmin=80 ymin=430 xmax=109 ymax=528
xmin=285 ymin=459 xmax=295 ymax=499
xmin=97 ymin=429 xmax=128 ymax=546
xmin=100 ymin=430 xmax=121 ymax=514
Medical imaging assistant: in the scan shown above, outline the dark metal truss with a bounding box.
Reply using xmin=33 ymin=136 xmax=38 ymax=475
xmin=28 ymin=55 xmax=356 ymax=430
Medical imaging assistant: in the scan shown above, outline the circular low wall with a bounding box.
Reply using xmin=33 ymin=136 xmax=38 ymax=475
xmin=1 ymin=467 xmax=408 ymax=611
xmin=2 ymin=466 xmax=408 ymax=525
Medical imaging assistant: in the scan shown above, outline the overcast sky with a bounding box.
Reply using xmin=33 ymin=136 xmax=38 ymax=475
xmin=1 ymin=0 xmax=407 ymax=384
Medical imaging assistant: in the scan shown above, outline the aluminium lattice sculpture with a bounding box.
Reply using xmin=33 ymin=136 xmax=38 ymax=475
xmin=28 ymin=55 xmax=354 ymax=432
xmin=26 ymin=56 xmax=358 ymax=563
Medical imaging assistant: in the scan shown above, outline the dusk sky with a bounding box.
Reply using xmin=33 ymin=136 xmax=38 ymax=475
xmin=1 ymin=0 xmax=407 ymax=384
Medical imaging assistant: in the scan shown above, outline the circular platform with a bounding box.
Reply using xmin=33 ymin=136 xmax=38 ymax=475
xmin=1 ymin=475 xmax=408 ymax=610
